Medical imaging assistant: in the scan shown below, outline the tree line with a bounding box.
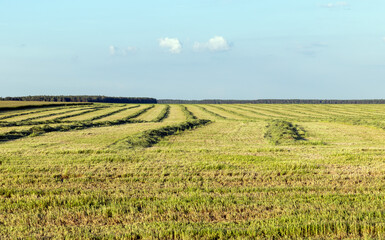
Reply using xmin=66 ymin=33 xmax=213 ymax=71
xmin=158 ymin=99 xmax=385 ymax=104
xmin=2 ymin=96 xmax=385 ymax=104
xmin=0 ymin=96 xmax=157 ymax=104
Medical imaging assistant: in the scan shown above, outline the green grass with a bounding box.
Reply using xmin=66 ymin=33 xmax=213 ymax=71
xmin=114 ymin=119 xmax=210 ymax=148
xmin=152 ymin=105 xmax=170 ymax=122
xmin=133 ymin=104 xmax=169 ymax=122
xmin=264 ymin=119 xmax=306 ymax=145
xmin=0 ymin=101 xmax=91 ymax=111
xmin=2 ymin=103 xmax=385 ymax=238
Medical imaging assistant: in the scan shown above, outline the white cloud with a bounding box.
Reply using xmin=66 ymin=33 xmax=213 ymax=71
xmin=383 ymin=37 xmax=385 ymax=42
xmin=320 ymin=2 xmax=349 ymax=8
xmin=193 ymin=36 xmax=231 ymax=52
xmin=109 ymin=45 xmax=136 ymax=56
xmin=159 ymin=38 xmax=182 ymax=54
xmin=109 ymin=46 xmax=117 ymax=55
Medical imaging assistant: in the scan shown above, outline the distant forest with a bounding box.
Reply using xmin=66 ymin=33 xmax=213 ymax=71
xmin=158 ymin=99 xmax=385 ymax=104
xmin=2 ymin=96 xmax=385 ymax=104
xmin=0 ymin=96 xmax=157 ymax=104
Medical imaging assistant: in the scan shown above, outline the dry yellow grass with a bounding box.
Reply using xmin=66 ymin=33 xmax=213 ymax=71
xmin=2 ymin=103 xmax=385 ymax=238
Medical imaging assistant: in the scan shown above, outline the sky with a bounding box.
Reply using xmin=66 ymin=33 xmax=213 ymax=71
xmin=1 ymin=0 xmax=385 ymax=99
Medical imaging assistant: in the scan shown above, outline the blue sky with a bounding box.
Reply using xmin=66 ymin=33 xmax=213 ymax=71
xmin=1 ymin=0 xmax=385 ymax=99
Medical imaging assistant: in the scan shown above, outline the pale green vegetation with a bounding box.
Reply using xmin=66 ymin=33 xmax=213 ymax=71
xmin=133 ymin=104 xmax=168 ymax=122
xmin=264 ymin=120 xmax=306 ymax=145
xmin=94 ymin=105 xmax=143 ymax=122
xmin=0 ymin=101 xmax=73 ymax=108
xmin=2 ymin=106 xmax=95 ymax=122
xmin=2 ymin=102 xmax=385 ymax=239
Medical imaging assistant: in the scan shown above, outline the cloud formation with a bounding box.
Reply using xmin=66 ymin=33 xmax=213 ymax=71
xmin=159 ymin=38 xmax=182 ymax=54
xmin=320 ymin=2 xmax=349 ymax=8
xmin=193 ymin=36 xmax=231 ymax=52
xmin=109 ymin=45 xmax=136 ymax=56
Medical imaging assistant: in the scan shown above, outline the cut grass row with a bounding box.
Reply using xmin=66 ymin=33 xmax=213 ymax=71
xmin=180 ymin=105 xmax=197 ymax=120
xmin=0 ymin=119 xmax=142 ymax=142
xmin=95 ymin=105 xmax=148 ymax=122
xmin=264 ymin=119 xmax=306 ymax=145
xmin=3 ymin=104 xmax=385 ymax=238
xmin=19 ymin=107 xmax=94 ymax=122
xmin=3 ymin=103 xmax=385 ymax=136
xmin=163 ymin=105 xmax=189 ymax=123
xmin=0 ymin=105 xmax=157 ymax=142
xmin=113 ymin=119 xmax=211 ymax=148
xmin=151 ymin=105 xmax=170 ymax=122
xmin=53 ymin=106 xmax=107 ymax=121
xmin=1 ymin=105 xmax=97 ymax=122
xmin=0 ymin=105 xmax=153 ymax=127
xmin=0 ymin=109 xmax=101 ymax=127
xmin=196 ymin=105 xmax=227 ymax=120
xmin=63 ymin=106 xmax=129 ymax=122
xmin=0 ymin=101 xmax=92 ymax=111
xmin=88 ymin=105 xmax=139 ymax=121
xmin=0 ymin=105 xmax=86 ymax=120
xmin=133 ymin=105 xmax=168 ymax=122
xmin=200 ymin=105 xmax=246 ymax=120
xmin=197 ymin=104 xmax=385 ymax=132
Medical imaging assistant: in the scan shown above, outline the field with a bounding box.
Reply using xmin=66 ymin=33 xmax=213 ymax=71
xmin=0 ymin=101 xmax=70 ymax=108
xmin=1 ymin=102 xmax=385 ymax=239
xmin=0 ymin=101 xmax=89 ymax=110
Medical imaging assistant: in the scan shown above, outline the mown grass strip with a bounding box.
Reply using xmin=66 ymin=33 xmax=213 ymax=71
xmin=152 ymin=105 xmax=170 ymax=122
xmin=210 ymin=105 xmax=254 ymax=119
xmin=180 ymin=105 xmax=197 ymax=120
xmin=242 ymin=104 xmax=301 ymax=119
xmin=0 ymin=107 xmax=104 ymax=127
xmin=20 ymin=108 xmax=92 ymax=122
xmin=0 ymin=119 xmax=144 ymax=143
xmin=0 ymin=120 xmax=50 ymax=127
xmin=113 ymin=119 xmax=211 ymax=148
xmin=0 ymin=105 xmax=82 ymax=121
xmin=52 ymin=107 xmax=106 ymax=121
xmin=0 ymin=102 xmax=92 ymax=112
xmin=0 ymin=105 xmax=157 ymax=142
xmin=0 ymin=105 xmax=155 ymax=128
xmin=264 ymin=119 xmax=306 ymax=145
xmin=122 ymin=104 xmax=155 ymax=120
xmin=232 ymin=105 xmax=278 ymax=119
xmin=88 ymin=105 xmax=140 ymax=121
xmin=196 ymin=105 xmax=227 ymax=120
